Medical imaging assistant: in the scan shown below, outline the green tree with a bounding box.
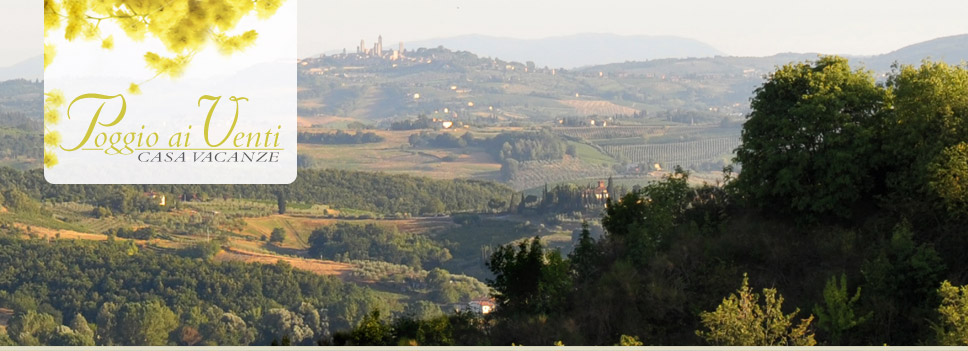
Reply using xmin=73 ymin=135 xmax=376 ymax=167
xmin=568 ymin=221 xmax=598 ymax=283
xmin=259 ymin=308 xmax=313 ymax=346
xmin=92 ymin=206 xmax=113 ymax=218
xmin=814 ymin=274 xmax=869 ymax=345
xmin=487 ymin=237 xmax=572 ymax=345
xmin=860 ymin=222 xmax=944 ymax=344
xmin=182 ymin=240 xmax=222 ymax=260
xmin=601 ymin=167 xmax=691 ymax=262
xmin=697 ymin=274 xmax=816 ymax=346
xmin=487 ymin=237 xmax=571 ymax=317
xmin=0 ymin=329 xmax=14 ymax=346
xmin=95 ymin=302 xmax=119 ymax=345
xmin=501 ymin=159 xmax=519 ymax=181
xmin=2 ymin=189 xmax=40 ymax=214
xmin=276 ymin=190 xmax=288 ymax=214
xmin=116 ymin=301 xmax=178 ymax=345
xmin=347 ymin=310 xmax=393 ymax=346
xmin=7 ymin=310 xmax=58 ymax=346
xmin=203 ymin=312 xmax=256 ymax=346
xmin=308 ymin=222 xmax=451 ymax=269
xmin=884 ymin=62 xmax=968 ymax=218
xmin=935 ymin=281 xmax=968 ymax=345
xmin=404 ymin=301 xmax=444 ymax=321
xmin=616 ymin=334 xmax=644 ymax=346
xmin=927 ymin=142 xmax=968 ymax=217
xmin=65 ymin=313 xmax=95 ymax=346
xmin=421 ymin=198 xmax=446 ymax=215
xmin=415 ymin=315 xmax=454 ymax=346
xmin=296 ymin=302 xmax=327 ymax=341
xmin=270 ymin=227 xmax=286 ymax=243
xmin=48 ymin=325 xmax=95 ymax=346
xmin=733 ymin=56 xmax=887 ymax=219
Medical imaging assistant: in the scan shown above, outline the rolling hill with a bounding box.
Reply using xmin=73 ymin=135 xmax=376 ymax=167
xmin=858 ymin=34 xmax=968 ymax=69
xmin=405 ymin=33 xmax=726 ymax=69
xmin=0 ymin=55 xmax=42 ymax=81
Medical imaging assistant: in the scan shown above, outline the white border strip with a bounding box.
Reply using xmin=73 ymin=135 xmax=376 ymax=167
xmin=1 ymin=347 xmax=967 ymax=350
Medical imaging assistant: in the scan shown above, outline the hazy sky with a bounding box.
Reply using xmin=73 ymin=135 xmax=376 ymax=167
xmin=298 ymin=0 xmax=968 ymax=58
xmin=0 ymin=0 xmax=40 ymax=66
xmin=3 ymin=0 xmax=967 ymax=66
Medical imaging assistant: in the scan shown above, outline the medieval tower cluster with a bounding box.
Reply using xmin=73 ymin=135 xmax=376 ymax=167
xmin=356 ymin=35 xmax=404 ymax=60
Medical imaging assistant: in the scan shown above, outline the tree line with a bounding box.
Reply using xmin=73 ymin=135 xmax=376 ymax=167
xmin=407 ymin=130 xmax=567 ymax=181
xmin=0 ymin=168 xmax=515 ymax=216
xmin=390 ymin=115 xmax=439 ymax=131
xmin=307 ymin=222 xmax=452 ymax=270
xmin=297 ymin=130 xmax=384 ymax=145
xmin=408 ymin=130 xmax=565 ymax=164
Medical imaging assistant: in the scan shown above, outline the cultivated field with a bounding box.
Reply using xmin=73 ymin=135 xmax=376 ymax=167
xmin=297 ymin=129 xmax=503 ymax=180
xmin=239 ymin=214 xmax=456 ymax=250
xmin=601 ymin=137 xmax=741 ymax=169
xmin=508 ymin=157 xmax=614 ymax=190
xmin=553 ymin=125 xmax=666 ymax=140
xmin=559 ymin=99 xmax=641 ymax=116
xmin=216 ymin=247 xmax=355 ymax=278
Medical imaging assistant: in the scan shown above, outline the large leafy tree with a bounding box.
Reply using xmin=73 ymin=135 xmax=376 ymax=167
xmin=203 ymin=312 xmax=256 ymax=346
xmin=487 ymin=237 xmax=571 ymax=344
xmin=116 ymin=301 xmax=178 ymax=345
xmin=884 ymin=62 xmax=968 ymax=219
xmin=734 ymin=56 xmax=887 ymax=219
xmin=559 ymin=171 xmax=705 ymax=345
xmin=7 ymin=311 xmax=58 ymax=346
xmin=601 ymin=167 xmax=691 ymax=262
xmin=259 ymin=308 xmax=314 ymax=345
xmin=346 ymin=310 xmax=394 ymax=346
xmin=487 ymin=237 xmax=571 ymax=317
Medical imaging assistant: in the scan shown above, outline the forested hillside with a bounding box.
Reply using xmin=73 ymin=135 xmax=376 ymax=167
xmin=0 ymin=79 xmax=42 ymax=170
xmin=0 ymin=230 xmax=385 ymax=346
xmin=330 ymin=58 xmax=968 ymax=346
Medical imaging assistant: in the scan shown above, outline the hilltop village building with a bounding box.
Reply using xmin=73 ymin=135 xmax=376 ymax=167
xmin=356 ymin=35 xmax=405 ymax=60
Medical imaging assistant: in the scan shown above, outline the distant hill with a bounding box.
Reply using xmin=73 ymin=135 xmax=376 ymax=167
xmin=583 ymin=53 xmax=819 ymax=75
xmin=583 ymin=34 xmax=968 ymax=79
xmin=857 ymin=34 xmax=968 ymax=70
xmin=299 ymin=46 xmax=755 ymax=124
xmin=0 ymin=55 xmax=42 ymax=81
xmin=404 ymin=33 xmax=725 ymax=69
xmin=399 ymin=33 xmax=968 ymax=73
xmin=297 ymin=33 xmax=968 ymax=127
